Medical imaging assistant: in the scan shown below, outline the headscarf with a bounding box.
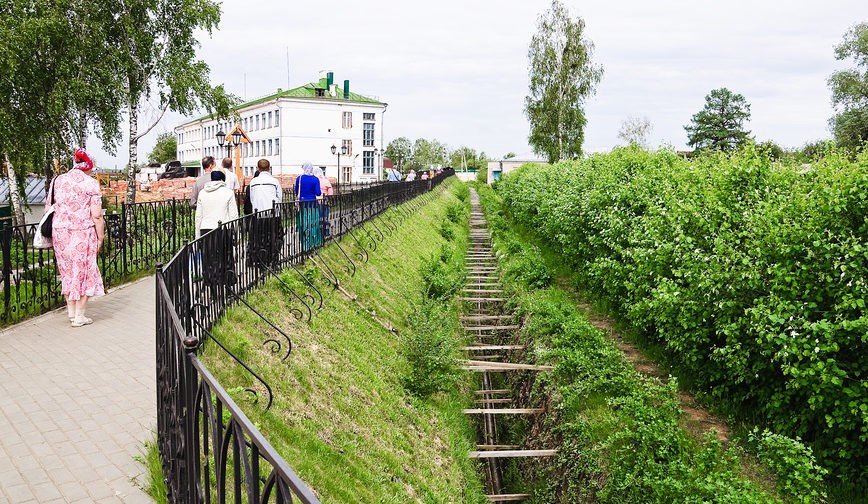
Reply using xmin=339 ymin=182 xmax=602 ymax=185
xmin=74 ymin=148 xmax=94 ymax=171
xmin=312 ymin=166 xmax=324 ymax=178
xmin=302 ymin=162 xmax=315 ymax=176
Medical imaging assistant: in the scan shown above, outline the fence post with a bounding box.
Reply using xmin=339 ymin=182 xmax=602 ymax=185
xmin=171 ymin=198 xmax=177 ymax=254
xmin=1 ymin=210 xmax=11 ymax=316
xmin=121 ymin=203 xmax=129 ymax=278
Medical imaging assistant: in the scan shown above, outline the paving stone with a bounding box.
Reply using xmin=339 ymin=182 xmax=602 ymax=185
xmin=0 ymin=277 xmax=157 ymax=503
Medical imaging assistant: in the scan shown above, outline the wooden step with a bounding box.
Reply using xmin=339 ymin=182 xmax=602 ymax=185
xmin=462 ymin=345 xmax=525 ymax=351
xmin=461 ymin=360 xmax=554 ymax=371
xmin=476 ymin=444 xmax=519 ymax=450
xmin=485 ymin=494 xmax=530 ymax=502
xmin=475 ymin=398 xmax=513 ymax=405
xmin=464 ymin=325 xmax=519 ymax=331
xmin=462 ymin=408 xmax=545 ymax=415
xmin=460 ymin=297 xmax=506 ymax=302
xmin=474 ymin=389 xmax=511 ymax=395
xmin=460 ymin=315 xmax=513 ymax=320
xmin=470 ymin=449 xmax=556 ymax=458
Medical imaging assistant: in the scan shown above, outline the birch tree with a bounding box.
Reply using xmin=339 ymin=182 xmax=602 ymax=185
xmin=107 ymin=0 xmax=236 ymax=204
xmin=524 ymin=0 xmax=603 ymax=163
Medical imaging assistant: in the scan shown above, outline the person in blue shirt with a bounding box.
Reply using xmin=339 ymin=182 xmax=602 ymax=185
xmin=294 ymin=162 xmax=322 ymax=251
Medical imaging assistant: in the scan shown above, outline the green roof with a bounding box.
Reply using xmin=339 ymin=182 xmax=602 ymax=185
xmin=186 ymin=79 xmax=384 ymax=123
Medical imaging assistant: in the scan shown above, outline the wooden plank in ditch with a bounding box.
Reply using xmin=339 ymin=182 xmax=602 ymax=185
xmin=474 ymin=389 xmax=511 ymax=395
xmin=462 ymin=345 xmax=525 ymax=351
xmin=462 ymin=408 xmax=544 ymax=415
xmin=462 ymin=360 xmax=554 ymax=371
xmin=485 ymin=494 xmax=530 ymax=502
xmin=469 ymin=449 xmax=556 ymax=458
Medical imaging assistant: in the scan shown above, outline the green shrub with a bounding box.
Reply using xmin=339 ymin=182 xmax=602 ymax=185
xmin=439 ymin=221 xmax=455 ymax=241
xmin=445 ymin=201 xmax=465 ymax=224
xmin=401 ymin=303 xmax=459 ymax=397
xmin=749 ymin=428 xmax=828 ymax=503
xmin=476 ymin=166 xmax=488 ymax=184
xmin=495 ymin=145 xmax=867 ymax=481
xmin=503 ymin=245 xmax=551 ymax=289
xmin=421 ymin=252 xmax=461 ymax=300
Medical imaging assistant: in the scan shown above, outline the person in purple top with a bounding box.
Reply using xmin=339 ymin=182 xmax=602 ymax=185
xmin=294 ymin=162 xmax=322 ymax=250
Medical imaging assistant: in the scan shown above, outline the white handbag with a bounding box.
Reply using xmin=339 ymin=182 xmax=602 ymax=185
xmin=32 ymin=208 xmax=54 ymax=249
xmin=32 ymin=179 xmax=56 ymax=249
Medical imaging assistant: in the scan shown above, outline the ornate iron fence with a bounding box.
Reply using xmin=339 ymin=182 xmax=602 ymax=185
xmin=1 ymin=177 xmax=434 ymax=326
xmin=156 ymin=171 xmax=453 ymax=503
xmin=0 ymin=198 xmax=196 ymax=326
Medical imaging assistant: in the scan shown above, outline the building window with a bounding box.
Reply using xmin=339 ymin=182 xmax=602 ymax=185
xmin=342 ymin=139 xmax=352 ymax=157
xmin=275 ymin=138 xmax=280 ymax=155
xmin=342 ymin=111 xmax=352 ymax=129
xmin=255 ymin=140 xmax=260 ymax=157
xmin=255 ymin=115 xmax=260 ymax=130
xmin=343 ymin=166 xmax=352 ymax=183
xmin=268 ymin=111 xmax=273 ymax=128
xmin=275 ymin=110 xmax=280 ymax=127
xmin=363 ymin=112 xmax=375 ymax=121
xmin=363 ymin=122 xmax=374 ymax=147
xmin=268 ymin=139 xmax=273 ymax=156
xmin=316 ymin=88 xmax=325 ymax=97
xmin=363 ymin=150 xmax=374 ymax=174
xmin=262 ymin=113 xmax=266 ymax=128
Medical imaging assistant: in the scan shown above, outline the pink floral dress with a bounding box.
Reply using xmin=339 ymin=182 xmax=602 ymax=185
xmin=51 ymin=170 xmax=105 ymax=300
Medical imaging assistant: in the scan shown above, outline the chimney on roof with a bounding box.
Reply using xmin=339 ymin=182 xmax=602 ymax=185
xmin=326 ymin=72 xmax=334 ymax=87
xmin=343 ymin=80 xmax=349 ymax=99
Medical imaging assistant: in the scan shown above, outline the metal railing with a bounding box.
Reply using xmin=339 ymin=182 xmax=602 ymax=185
xmin=156 ymin=171 xmax=453 ymax=503
xmin=0 ymin=198 xmax=196 ymax=326
xmin=0 ymin=177 xmax=431 ymax=326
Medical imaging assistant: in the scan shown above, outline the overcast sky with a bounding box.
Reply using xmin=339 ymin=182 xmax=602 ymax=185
xmin=90 ymin=0 xmax=866 ymax=168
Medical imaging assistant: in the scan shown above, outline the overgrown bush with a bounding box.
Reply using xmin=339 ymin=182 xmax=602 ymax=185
xmin=445 ymin=201 xmax=465 ymax=224
xmin=503 ymin=245 xmax=551 ymax=289
xmin=749 ymin=428 xmax=829 ymax=503
xmin=421 ymin=244 xmax=462 ymax=300
xmin=496 ymin=145 xmax=867 ymax=481
xmin=402 ymin=303 xmax=459 ymax=397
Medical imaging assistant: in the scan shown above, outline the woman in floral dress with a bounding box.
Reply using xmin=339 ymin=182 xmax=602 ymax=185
xmin=52 ymin=148 xmax=105 ymax=327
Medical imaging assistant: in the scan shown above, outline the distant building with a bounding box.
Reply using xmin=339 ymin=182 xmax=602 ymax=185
xmin=174 ymin=72 xmax=387 ymax=183
xmin=486 ymin=156 xmax=547 ymax=184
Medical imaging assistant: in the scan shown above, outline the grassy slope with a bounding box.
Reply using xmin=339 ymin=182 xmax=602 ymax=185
xmin=201 ymin=179 xmax=487 ymax=503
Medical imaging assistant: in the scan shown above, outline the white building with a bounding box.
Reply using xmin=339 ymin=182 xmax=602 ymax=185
xmin=174 ymin=72 xmax=387 ymax=182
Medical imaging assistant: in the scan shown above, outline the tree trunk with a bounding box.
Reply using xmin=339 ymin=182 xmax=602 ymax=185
xmin=78 ymin=113 xmax=87 ymax=148
xmin=4 ymin=155 xmax=26 ymax=227
xmin=125 ymin=101 xmax=138 ymax=205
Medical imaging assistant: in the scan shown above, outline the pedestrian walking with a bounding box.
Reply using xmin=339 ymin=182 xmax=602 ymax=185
xmin=294 ymin=162 xmax=322 ymax=251
xmin=52 ymin=148 xmax=105 ymax=327
xmin=313 ymin=166 xmax=333 ymax=238
xmin=247 ymin=159 xmax=283 ymax=266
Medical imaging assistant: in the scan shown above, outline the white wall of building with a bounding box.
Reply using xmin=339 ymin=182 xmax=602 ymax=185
xmin=175 ymin=92 xmax=386 ymax=182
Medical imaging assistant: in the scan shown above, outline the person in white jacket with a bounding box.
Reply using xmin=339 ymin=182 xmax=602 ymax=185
xmin=195 ymin=171 xmax=238 ymax=238
xmin=195 ymin=171 xmax=239 ymax=286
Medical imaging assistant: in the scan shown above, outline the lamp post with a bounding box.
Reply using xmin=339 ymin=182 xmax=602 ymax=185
xmin=330 ymin=143 xmax=348 ymax=180
xmin=374 ymin=148 xmax=383 ymax=179
xmin=216 ymin=130 xmax=233 ymax=158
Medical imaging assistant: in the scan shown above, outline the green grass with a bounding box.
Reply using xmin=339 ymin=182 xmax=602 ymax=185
xmin=135 ymin=437 xmax=168 ymax=504
xmin=198 ymin=179 xmax=488 ymax=503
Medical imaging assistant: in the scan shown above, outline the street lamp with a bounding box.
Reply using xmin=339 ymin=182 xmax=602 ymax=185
xmin=330 ymin=143 xmax=348 ymax=180
xmin=374 ymin=148 xmax=384 ymax=178
xmin=215 ymin=130 xmax=232 ymax=158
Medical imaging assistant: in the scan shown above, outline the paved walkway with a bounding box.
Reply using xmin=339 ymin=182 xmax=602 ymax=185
xmin=0 ymin=277 xmax=156 ymax=503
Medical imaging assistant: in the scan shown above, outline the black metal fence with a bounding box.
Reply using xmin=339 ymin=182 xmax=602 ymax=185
xmin=0 ymin=178 xmax=431 ymax=326
xmin=0 ymin=198 xmax=196 ymax=326
xmin=156 ymin=171 xmax=453 ymax=503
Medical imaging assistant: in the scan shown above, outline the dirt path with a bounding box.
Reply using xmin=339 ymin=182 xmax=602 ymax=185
xmin=565 ymin=285 xmax=732 ymax=444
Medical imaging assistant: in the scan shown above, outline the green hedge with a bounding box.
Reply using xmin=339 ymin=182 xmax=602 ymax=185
xmin=495 ymin=146 xmax=868 ymax=481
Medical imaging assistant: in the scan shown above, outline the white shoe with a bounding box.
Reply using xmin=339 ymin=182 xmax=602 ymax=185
xmin=71 ymin=316 xmax=93 ymax=327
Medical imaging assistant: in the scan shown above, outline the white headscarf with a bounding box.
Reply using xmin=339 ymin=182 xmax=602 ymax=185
xmin=302 ymin=162 xmax=315 ymax=176
xmin=312 ymin=166 xmax=324 ymax=178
